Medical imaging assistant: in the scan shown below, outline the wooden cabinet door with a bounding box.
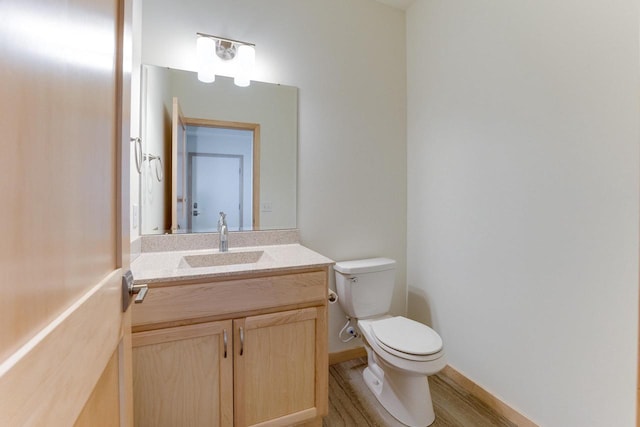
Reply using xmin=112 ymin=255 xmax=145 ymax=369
xmin=132 ymin=320 xmax=233 ymax=427
xmin=234 ymin=307 xmax=328 ymax=427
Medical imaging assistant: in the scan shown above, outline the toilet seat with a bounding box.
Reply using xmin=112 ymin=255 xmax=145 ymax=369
xmin=358 ymin=317 xmax=445 ymax=373
xmin=370 ymin=316 xmax=443 ymax=361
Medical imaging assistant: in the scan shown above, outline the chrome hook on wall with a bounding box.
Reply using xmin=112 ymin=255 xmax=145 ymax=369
xmin=131 ymin=137 xmax=143 ymax=174
xmin=144 ymin=153 xmax=164 ymax=182
xmin=131 ymin=137 xmax=163 ymax=182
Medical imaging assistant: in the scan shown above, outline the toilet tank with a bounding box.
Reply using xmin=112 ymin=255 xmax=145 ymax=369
xmin=334 ymin=258 xmax=396 ymax=319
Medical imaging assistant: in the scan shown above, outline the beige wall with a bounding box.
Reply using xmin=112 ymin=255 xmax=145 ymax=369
xmin=135 ymin=0 xmax=407 ymax=353
xmin=406 ymin=0 xmax=639 ymax=425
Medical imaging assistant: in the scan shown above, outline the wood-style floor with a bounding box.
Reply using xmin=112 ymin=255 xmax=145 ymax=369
xmin=324 ymin=358 xmax=515 ymax=427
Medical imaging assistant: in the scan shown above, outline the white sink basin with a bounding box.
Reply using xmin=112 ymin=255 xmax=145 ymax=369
xmin=179 ymin=250 xmax=266 ymax=268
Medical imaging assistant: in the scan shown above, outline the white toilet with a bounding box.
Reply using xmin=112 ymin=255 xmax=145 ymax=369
xmin=334 ymin=258 xmax=446 ymax=427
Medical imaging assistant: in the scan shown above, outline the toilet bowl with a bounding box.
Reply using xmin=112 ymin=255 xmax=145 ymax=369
xmin=357 ymin=316 xmax=446 ymax=426
xmin=334 ymin=258 xmax=446 ymax=427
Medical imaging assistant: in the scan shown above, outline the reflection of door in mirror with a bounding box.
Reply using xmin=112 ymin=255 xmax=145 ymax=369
xmin=172 ymin=97 xmax=187 ymax=232
xmin=180 ymin=120 xmax=260 ymax=232
xmin=189 ymin=153 xmax=243 ymax=232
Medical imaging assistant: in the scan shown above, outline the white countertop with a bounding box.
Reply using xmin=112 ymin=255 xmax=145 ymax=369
xmin=131 ymin=243 xmax=335 ymax=284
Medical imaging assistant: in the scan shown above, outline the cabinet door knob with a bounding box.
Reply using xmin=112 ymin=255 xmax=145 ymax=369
xmin=223 ymin=329 xmax=228 ymax=358
xmin=239 ymin=327 xmax=244 ymax=356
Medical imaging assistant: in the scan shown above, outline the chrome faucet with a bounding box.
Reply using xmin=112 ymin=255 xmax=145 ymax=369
xmin=217 ymin=211 xmax=228 ymax=252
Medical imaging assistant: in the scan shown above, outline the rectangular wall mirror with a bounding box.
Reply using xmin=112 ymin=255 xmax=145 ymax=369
xmin=138 ymin=64 xmax=298 ymax=234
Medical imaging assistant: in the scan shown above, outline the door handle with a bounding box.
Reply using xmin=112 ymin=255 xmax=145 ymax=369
xmin=131 ymin=284 xmax=148 ymax=303
xmin=239 ymin=327 xmax=244 ymax=356
xmin=121 ymin=270 xmax=149 ymax=312
xmin=223 ymin=329 xmax=228 ymax=358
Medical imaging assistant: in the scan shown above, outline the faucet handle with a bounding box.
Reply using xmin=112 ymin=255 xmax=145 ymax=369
xmin=218 ymin=211 xmax=227 ymax=231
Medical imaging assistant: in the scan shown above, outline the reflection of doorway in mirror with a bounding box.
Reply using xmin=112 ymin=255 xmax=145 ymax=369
xmin=184 ymin=123 xmax=258 ymax=231
xmin=189 ymin=153 xmax=243 ymax=232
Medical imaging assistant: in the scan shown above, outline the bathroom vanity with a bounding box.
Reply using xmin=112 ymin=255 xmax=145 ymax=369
xmin=130 ymin=240 xmax=333 ymax=427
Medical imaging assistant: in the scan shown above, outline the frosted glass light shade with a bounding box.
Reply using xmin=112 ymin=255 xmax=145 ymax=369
xmin=234 ymin=44 xmax=255 ymax=87
xmin=197 ymin=36 xmax=216 ymax=83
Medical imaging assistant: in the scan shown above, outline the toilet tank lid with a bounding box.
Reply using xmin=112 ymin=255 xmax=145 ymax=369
xmin=334 ymin=258 xmax=396 ymax=274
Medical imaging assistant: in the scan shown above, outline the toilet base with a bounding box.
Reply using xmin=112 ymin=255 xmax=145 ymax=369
xmin=362 ymin=349 xmax=435 ymax=427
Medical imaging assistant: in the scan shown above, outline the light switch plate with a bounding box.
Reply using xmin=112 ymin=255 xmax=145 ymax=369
xmin=261 ymin=201 xmax=273 ymax=212
xmin=132 ymin=204 xmax=139 ymax=228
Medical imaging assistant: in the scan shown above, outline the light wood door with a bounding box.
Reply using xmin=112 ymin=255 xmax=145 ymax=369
xmin=234 ymin=307 xmax=328 ymax=427
xmin=0 ymin=0 xmax=134 ymax=425
xmin=132 ymin=320 xmax=234 ymax=427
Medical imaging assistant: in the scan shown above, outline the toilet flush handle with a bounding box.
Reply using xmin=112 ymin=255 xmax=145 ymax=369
xmin=350 ymin=277 xmax=358 ymax=283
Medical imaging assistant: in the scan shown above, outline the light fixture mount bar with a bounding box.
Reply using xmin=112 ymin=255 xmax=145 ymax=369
xmin=196 ymin=32 xmax=255 ymax=48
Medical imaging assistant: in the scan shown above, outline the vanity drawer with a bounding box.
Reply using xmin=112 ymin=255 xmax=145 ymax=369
xmin=132 ymin=270 xmax=327 ymax=329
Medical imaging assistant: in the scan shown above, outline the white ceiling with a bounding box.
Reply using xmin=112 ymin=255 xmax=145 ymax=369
xmin=374 ymin=0 xmax=414 ymax=10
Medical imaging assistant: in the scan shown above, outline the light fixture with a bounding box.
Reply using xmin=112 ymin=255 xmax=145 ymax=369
xmin=196 ymin=33 xmax=255 ymax=86
xmin=196 ymin=36 xmax=216 ymax=83
xmin=234 ymin=44 xmax=256 ymax=87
